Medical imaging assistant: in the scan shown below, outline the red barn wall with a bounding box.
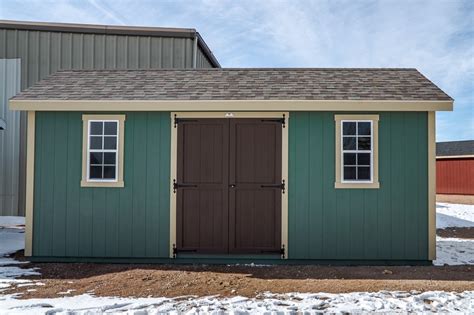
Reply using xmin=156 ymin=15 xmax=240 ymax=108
xmin=436 ymin=158 xmax=474 ymax=195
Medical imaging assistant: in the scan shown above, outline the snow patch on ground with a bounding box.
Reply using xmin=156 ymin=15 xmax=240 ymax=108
xmin=0 ymin=217 xmax=40 ymax=293
xmin=436 ymin=202 xmax=474 ymax=228
xmin=0 ymin=291 xmax=472 ymax=314
xmin=0 ymin=218 xmax=26 ymax=259
xmin=434 ymin=203 xmax=474 ymax=266
xmin=1 ymin=205 xmax=474 ymax=313
xmin=434 ymin=236 xmax=474 ymax=266
xmin=0 ymin=216 xmax=25 ymax=228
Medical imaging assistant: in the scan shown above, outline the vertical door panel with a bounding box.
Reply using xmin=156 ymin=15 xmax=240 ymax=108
xmin=176 ymin=119 xmax=229 ymax=253
xmin=177 ymin=118 xmax=282 ymax=255
xmin=229 ymin=119 xmax=282 ymax=253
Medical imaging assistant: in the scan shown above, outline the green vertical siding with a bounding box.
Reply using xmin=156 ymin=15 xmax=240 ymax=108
xmin=34 ymin=110 xmax=428 ymax=261
xmin=288 ymin=112 xmax=429 ymax=260
xmin=33 ymin=112 xmax=171 ymax=258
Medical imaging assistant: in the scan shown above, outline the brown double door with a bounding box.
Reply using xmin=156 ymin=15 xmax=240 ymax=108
xmin=176 ymin=118 xmax=282 ymax=255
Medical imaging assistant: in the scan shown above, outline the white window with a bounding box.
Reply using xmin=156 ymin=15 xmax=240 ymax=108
xmin=81 ymin=115 xmax=125 ymax=187
xmin=341 ymin=120 xmax=373 ymax=182
xmin=335 ymin=115 xmax=379 ymax=189
xmin=87 ymin=120 xmax=119 ymax=181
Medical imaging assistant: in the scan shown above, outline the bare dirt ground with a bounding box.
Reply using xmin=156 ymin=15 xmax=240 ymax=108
xmin=5 ymin=251 xmax=474 ymax=299
xmin=437 ymin=227 xmax=474 ymax=239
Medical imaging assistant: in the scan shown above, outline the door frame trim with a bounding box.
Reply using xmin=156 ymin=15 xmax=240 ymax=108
xmin=169 ymin=112 xmax=289 ymax=259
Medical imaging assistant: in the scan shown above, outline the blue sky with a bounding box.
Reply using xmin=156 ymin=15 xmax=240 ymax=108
xmin=1 ymin=0 xmax=472 ymax=141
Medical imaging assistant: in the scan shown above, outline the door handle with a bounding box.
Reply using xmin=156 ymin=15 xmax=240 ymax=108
xmin=229 ymin=184 xmax=236 ymax=188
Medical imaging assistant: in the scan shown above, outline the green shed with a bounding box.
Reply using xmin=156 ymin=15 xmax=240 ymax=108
xmin=9 ymin=68 xmax=453 ymax=265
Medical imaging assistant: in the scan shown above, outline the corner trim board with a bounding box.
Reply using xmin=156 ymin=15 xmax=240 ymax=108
xmin=25 ymin=111 xmax=35 ymax=257
xmin=428 ymin=111 xmax=436 ymax=260
xmin=9 ymin=99 xmax=453 ymax=112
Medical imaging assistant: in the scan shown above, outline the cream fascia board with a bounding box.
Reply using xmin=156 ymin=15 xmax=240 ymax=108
xmin=9 ymin=99 xmax=454 ymax=112
xmin=335 ymin=114 xmax=380 ymax=189
xmin=81 ymin=114 xmax=126 ymax=188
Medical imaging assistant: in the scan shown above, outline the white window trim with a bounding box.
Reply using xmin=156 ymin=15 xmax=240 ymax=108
xmin=340 ymin=120 xmax=374 ymax=184
xmin=81 ymin=114 xmax=125 ymax=188
xmin=335 ymin=114 xmax=379 ymax=189
xmin=86 ymin=119 xmax=120 ymax=183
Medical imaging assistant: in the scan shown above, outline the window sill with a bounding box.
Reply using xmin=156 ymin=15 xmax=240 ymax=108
xmin=334 ymin=182 xmax=380 ymax=189
xmin=80 ymin=180 xmax=124 ymax=188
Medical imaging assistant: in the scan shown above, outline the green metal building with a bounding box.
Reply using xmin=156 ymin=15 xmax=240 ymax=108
xmin=0 ymin=20 xmax=219 ymax=216
xmin=9 ymin=68 xmax=453 ymax=264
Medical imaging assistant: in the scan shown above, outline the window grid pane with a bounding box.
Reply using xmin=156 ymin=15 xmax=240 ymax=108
xmin=88 ymin=120 xmax=118 ymax=181
xmin=342 ymin=121 xmax=372 ymax=182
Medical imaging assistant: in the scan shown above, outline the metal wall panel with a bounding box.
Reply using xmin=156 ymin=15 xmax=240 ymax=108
xmin=0 ymin=59 xmax=21 ymax=216
xmin=196 ymin=46 xmax=213 ymax=68
xmin=0 ymin=27 xmax=215 ymax=216
xmin=0 ymin=29 xmax=198 ymax=88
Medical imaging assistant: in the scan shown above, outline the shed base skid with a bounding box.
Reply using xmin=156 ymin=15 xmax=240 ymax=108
xmin=28 ymin=256 xmax=432 ymax=266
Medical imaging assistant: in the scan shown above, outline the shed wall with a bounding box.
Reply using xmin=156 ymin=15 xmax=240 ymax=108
xmin=32 ymin=111 xmax=430 ymax=261
xmin=33 ymin=112 xmax=171 ymax=257
xmin=0 ymin=59 xmax=21 ymax=216
xmin=288 ymin=112 xmax=429 ymax=260
xmin=436 ymin=158 xmax=474 ymax=195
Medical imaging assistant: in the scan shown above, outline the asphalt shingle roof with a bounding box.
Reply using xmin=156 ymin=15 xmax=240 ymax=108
xmin=12 ymin=68 xmax=452 ymax=101
xmin=437 ymin=140 xmax=474 ymax=157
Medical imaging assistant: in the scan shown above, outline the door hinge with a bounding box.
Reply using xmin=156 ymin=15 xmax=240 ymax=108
xmin=260 ymin=245 xmax=286 ymax=258
xmin=174 ymin=115 xmax=198 ymax=128
xmin=260 ymin=114 xmax=286 ymax=128
xmin=173 ymin=244 xmax=197 ymax=258
xmin=260 ymin=179 xmax=285 ymax=193
xmin=173 ymin=179 xmax=197 ymax=193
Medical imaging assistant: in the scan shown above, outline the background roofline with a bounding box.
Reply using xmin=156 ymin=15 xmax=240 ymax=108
xmin=0 ymin=19 xmax=220 ymax=67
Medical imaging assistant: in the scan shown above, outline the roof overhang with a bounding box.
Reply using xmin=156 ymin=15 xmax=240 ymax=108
xmin=9 ymin=99 xmax=454 ymax=112
xmin=0 ymin=118 xmax=5 ymax=130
